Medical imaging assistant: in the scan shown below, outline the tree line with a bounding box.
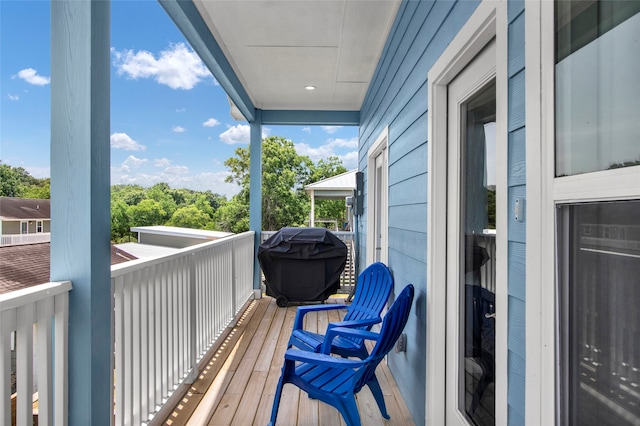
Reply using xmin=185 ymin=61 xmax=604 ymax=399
xmin=1 ymin=137 xmax=348 ymax=241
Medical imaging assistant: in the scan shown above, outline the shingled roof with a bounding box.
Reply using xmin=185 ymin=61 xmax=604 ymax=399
xmin=0 ymin=197 xmax=50 ymax=220
xmin=0 ymin=243 xmax=137 ymax=295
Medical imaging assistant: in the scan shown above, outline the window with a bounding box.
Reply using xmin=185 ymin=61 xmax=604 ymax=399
xmin=555 ymin=1 xmax=640 ymax=176
xmin=20 ymin=221 xmax=28 ymax=234
xmin=558 ymin=201 xmax=640 ymax=425
xmin=555 ymin=2 xmax=640 ymax=425
xmin=36 ymin=220 xmax=43 ymax=233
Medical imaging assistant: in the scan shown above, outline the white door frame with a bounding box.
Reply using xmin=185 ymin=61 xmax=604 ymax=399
xmin=426 ymin=1 xmax=508 ymax=424
xmin=367 ymin=127 xmax=389 ymax=265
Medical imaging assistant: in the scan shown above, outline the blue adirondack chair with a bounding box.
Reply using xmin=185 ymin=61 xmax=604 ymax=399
xmin=287 ymin=262 xmax=393 ymax=359
xmin=268 ymin=284 xmax=415 ymax=426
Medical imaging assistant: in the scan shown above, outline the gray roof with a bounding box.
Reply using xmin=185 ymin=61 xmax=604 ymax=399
xmin=304 ymin=170 xmax=357 ymax=200
xmin=0 ymin=197 xmax=50 ymax=220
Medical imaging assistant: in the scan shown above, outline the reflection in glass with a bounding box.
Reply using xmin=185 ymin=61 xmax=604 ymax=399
xmin=460 ymin=80 xmax=496 ymax=426
xmin=555 ymin=2 xmax=640 ymax=176
xmin=558 ymin=201 xmax=640 ymax=425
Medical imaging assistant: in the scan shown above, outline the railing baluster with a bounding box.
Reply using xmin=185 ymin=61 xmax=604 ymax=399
xmin=0 ymin=310 xmax=16 ymax=426
xmin=17 ymin=302 xmax=35 ymax=426
xmin=36 ymin=297 xmax=54 ymax=426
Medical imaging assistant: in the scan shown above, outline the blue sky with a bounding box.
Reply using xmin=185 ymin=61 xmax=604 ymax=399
xmin=0 ymin=1 xmax=358 ymax=198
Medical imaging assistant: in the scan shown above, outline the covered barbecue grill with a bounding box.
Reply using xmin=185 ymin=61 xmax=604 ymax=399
xmin=258 ymin=227 xmax=347 ymax=307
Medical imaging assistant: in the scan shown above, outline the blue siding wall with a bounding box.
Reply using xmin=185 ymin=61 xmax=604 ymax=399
xmin=507 ymin=0 xmax=526 ymax=424
xmin=359 ymin=1 xmax=481 ymax=423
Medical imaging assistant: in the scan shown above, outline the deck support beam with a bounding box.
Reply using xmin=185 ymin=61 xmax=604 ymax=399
xmin=50 ymin=0 xmax=112 ymax=423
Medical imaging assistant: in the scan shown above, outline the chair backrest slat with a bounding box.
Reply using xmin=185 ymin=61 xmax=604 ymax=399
xmin=343 ymin=262 xmax=393 ymax=325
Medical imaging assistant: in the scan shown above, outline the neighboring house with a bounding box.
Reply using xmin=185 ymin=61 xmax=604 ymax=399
xmin=304 ymin=169 xmax=357 ymax=229
xmin=48 ymin=1 xmax=640 ymax=425
xmin=0 ymin=197 xmax=51 ymax=239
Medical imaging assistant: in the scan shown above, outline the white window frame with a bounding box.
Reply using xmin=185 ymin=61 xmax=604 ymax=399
xmin=426 ymin=1 xmax=508 ymax=424
xmin=20 ymin=220 xmax=29 ymax=234
xmin=526 ymin=2 xmax=640 ymax=424
xmin=36 ymin=220 xmax=43 ymax=233
xmin=366 ymin=127 xmax=389 ymax=265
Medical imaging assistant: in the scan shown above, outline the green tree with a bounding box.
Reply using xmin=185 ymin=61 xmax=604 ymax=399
xmin=166 ymin=205 xmax=212 ymax=229
xmin=213 ymin=195 xmax=250 ymax=233
xmin=223 ymin=136 xmax=313 ymax=232
xmin=111 ymin=200 xmax=131 ymax=241
xmin=22 ymin=178 xmax=50 ymax=199
xmin=0 ymin=163 xmax=25 ymax=197
xmin=307 ymin=156 xmax=349 ymax=226
xmin=127 ymin=199 xmax=166 ymax=227
xmin=146 ymin=183 xmax=177 ymax=221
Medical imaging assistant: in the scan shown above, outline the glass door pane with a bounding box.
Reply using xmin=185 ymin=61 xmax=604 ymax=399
xmin=460 ymin=80 xmax=496 ymax=426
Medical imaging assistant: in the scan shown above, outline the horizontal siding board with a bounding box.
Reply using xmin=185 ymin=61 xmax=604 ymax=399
xmin=389 ymin=204 xmax=428 ymax=233
xmin=508 ymin=128 xmax=526 ymax=186
xmin=508 ymin=13 xmax=526 ymax=76
xmin=389 ymin=82 xmax=429 ymax=142
xmin=389 ymin=173 xmax=428 ymax=206
xmin=508 ymin=350 xmax=526 ymax=424
xmin=508 ymin=296 xmax=526 ymax=357
xmin=388 ymin=248 xmax=426 ymax=296
xmin=388 ymin=227 xmax=428 ymax=264
xmin=389 ymin=144 xmax=428 ymax=186
xmin=389 ymin=116 xmax=428 ymax=167
xmin=508 ymin=241 xmax=526 ymax=301
xmin=508 ymin=0 xmax=525 ymax=24
xmin=508 ymin=70 xmax=526 ymax=131
xmin=508 ymin=185 xmax=526 ymax=243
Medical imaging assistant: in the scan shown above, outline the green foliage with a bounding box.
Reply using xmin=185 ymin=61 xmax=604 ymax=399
xmin=487 ymin=187 xmax=496 ymax=229
xmin=166 ymin=205 xmax=211 ymax=229
xmin=213 ymin=195 xmax=250 ymax=233
xmin=0 ymin=163 xmax=49 ymax=198
xmin=127 ymin=199 xmax=166 ymax=227
xmin=110 ymin=200 xmax=131 ymax=241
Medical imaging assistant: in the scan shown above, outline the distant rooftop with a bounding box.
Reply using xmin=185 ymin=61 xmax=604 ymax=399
xmin=0 ymin=197 xmax=50 ymax=220
xmin=0 ymin=243 xmax=137 ymax=295
xmin=304 ymin=169 xmax=357 ymax=200
xmin=131 ymin=226 xmax=233 ymax=240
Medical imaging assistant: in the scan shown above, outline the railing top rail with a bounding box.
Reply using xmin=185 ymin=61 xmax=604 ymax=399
xmin=111 ymin=231 xmax=255 ymax=277
xmin=0 ymin=280 xmax=72 ymax=312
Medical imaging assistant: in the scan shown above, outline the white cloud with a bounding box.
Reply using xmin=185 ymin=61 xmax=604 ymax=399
xmin=164 ymin=165 xmax=189 ymax=175
xmin=24 ymin=166 xmax=50 ymax=179
xmin=110 ymin=132 xmax=146 ymax=151
xmin=7 ymin=93 xmax=19 ymax=101
xmin=176 ymin=107 xmax=186 ymax=112
xmin=203 ymin=118 xmax=220 ymax=127
xmin=321 ymin=126 xmax=343 ymax=134
xmin=112 ymin=43 xmax=211 ymax=90
xmin=302 ymin=127 xmax=311 ymax=134
xmin=295 ymin=136 xmax=359 ymax=169
xmin=112 ymin=155 xmax=148 ymax=174
xmin=172 ymin=126 xmax=186 ymax=133
xmin=220 ymin=125 xmax=250 ymax=144
xmin=154 ymin=158 xmax=171 ymax=168
xmin=110 ymin=169 xmax=240 ymax=198
xmin=326 ymin=137 xmax=358 ymax=149
xmin=219 ymin=125 xmax=270 ymax=145
xmin=15 ymin=68 xmax=50 ymax=86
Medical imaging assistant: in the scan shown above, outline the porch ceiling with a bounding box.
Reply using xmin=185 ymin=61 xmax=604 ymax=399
xmin=192 ymin=0 xmax=401 ymax=114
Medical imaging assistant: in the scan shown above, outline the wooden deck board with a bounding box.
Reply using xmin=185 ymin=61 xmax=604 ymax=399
xmin=159 ymin=296 xmax=415 ymax=426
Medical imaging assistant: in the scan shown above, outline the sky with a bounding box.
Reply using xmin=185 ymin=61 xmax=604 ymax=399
xmin=0 ymin=1 xmax=358 ymax=199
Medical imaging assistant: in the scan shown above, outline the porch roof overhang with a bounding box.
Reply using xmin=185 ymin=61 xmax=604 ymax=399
xmin=159 ymin=0 xmax=401 ymax=125
xmin=305 ymin=169 xmax=357 ymax=200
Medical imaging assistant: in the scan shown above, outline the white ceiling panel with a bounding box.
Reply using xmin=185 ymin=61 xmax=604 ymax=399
xmin=193 ymin=0 xmax=401 ymax=112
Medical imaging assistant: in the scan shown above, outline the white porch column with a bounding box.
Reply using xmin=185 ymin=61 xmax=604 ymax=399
xmin=249 ymin=109 xmax=262 ymax=295
xmin=51 ymin=0 xmax=112 ymax=424
xmin=309 ymin=189 xmax=315 ymax=227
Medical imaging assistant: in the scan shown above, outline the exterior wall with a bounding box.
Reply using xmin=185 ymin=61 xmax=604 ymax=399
xmin=1 ymin=221 xmax=21 ymax=235
xmin=359 ymin=1 xmax=481 ymax=422
xmin=506 ymin=1 xmax=526 ymax=424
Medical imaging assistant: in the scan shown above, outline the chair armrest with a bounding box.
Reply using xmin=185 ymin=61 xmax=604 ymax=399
xmin=321 ymin=327 xmax=380 ymax=354
xmin=292 ymin=304 xmax=349 ymax=330
xmin=285 ymin=349 xmax=365 ymax=368
xmin=326 ymin=317 xmax=381 ymax=331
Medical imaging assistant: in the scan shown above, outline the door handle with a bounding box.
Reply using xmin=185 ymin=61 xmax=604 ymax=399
xmin=484 ymin=312 xmax=496 ymax=319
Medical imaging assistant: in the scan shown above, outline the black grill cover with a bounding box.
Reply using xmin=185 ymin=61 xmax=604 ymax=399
xmin=258 ymin=227 xmax=347 ymax=303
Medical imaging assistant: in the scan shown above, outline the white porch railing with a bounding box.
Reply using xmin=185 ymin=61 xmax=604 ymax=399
xmin=110 ymin=231 xmax=255 ymax=425
xmin=0 ymin=233 xmax=51 ymax=246
xmin=0 ymin=280 xmax=72 ymax=426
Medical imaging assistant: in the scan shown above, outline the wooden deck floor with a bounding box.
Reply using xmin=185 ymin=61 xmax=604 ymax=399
xmin=157 ymin=295 xmax=415 ymax=426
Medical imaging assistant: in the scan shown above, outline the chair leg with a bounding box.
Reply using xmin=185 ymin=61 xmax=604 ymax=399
xmin=338 ymin=395 xmax=362 ymax=426
xmin=367 ymin=376 xmax=390 ymax=419
xmin=269 ymin=367 xmax=288 ymax=426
